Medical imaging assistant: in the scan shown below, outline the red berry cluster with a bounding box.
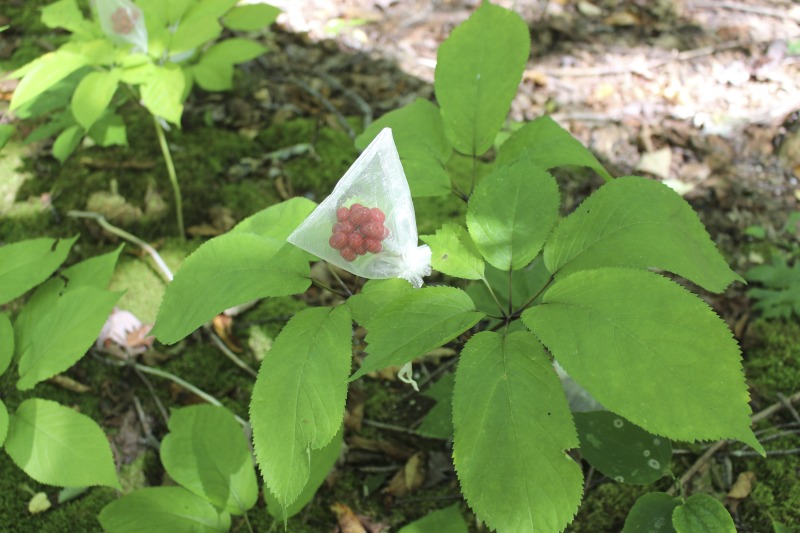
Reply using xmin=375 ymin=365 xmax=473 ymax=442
xmin=329 ymin=204 xmax=389 ymax=262
xmin=111 ymin=7 xmax=139 ymax=35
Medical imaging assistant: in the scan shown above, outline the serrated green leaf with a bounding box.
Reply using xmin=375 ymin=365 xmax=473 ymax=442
xmin=60 ymin=245 xmax=123 ymax=290
xmin=250 ymin=306 xmax=352 ymax=509
xmin=0 ymin=236 xmax=77 ymax=305
xmin=140 ymin=65 xmax=184 ymax=125
xmin=13 ymin=278 xmax=63 ymax=359
xmin=53 ymin=125 xmax=83 ymax=163
xmin=71 ymin=69 xmax=119 ymax=131
xmin=265 ymin=425 xmax=343 ymax=521
xmin=10 ymin=50 xmax=88 ymax=111
xmin=346 ymin=278 xmax=415 ymax=327
xmin=5 ymin=398 xmax=120 ymax=488
xmin=183 ymin=0 xmax=239 ymax=21
xmin=356 ymin=98 xmax=452 ymax=197
xmin=574 ymin=411 xmax=672 ymax=485
xmin=467 ymin=156 xmax=559 ymax=270
xmin=98 ymin=486 xmax=231 ymax=532
xmin=421 ymin=223 xmax=484 ymax=280
xmin=0 ymin=398 xmax=8 ymax=447
xmin=160 ymin=405 xmax=257 ymax=515
xmin=222 ymin=4 xmax=281 ymax=31
xmin=522 ymin=268 xmax=762 ymax=453
xmin=232 ymin=197 xmax=316 ymax=243
xmin=17 ymin=286 xmax=122 ymax=390
xmin=398 ymin=503 xmax=468 ymax=533
xmin=434 ymin=2 xmax=530 ymax=156
xmin=192 ymin=60 xmax=234 ymax=92
xmin=152 ymin=233 xmax=310 ymax=344
xmin=672 ymin=493 xmax=735 ymax=533
xmin=41 ymin=0 xmax=94 ymax=36
xmin=544 ymin=176 xmax=743 ymax=293
xmin=88 ymin=113 xmax=128 ymax=147
xmin=351 ymin=287 xmax=483 ymax=380
xmin=622 ymin=492 xmax=680 ymax=533
xmin=0 ymin=313 xmax=12 ymax=376
xmin=453 ymin=331 xmax=583 ymax=532
xmin=496 ymin=115 xmax=613 ymax=181
xmin=417 ymin=373 xmax=454 ymax=440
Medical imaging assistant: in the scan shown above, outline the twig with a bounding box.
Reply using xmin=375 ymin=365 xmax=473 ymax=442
xmin=362 ymin=418 xmax=418 ymax=435
xmin=206 ymin=326 xmax=259 ymax=378
xmin=669 ymin=390 xmax=800 ymax=495
xmin=132 ymin=367 xmax=170 ymax=425
xmin=731 ymin=447 xmax=800 ymax=458
xmin=287 ymin=76 xmax=356 ymax=140
xmin=778 ymin=393 xmax=800 ymax=425
xmin=132 ymin=395 xmax=162 ymax=450
xmin=153 ymin=116 xmax=185 ymax=239
xmin=690 ymin=1 xmax=800 ymax=21
xmin=67 ymin=210 xmax=174 ymax=282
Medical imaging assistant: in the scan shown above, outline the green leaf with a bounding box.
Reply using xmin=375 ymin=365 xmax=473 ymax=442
xmin=204 ymin=38 xmax=267 ymax=64
xmin=265 ymin=425 xmax=344 ymax=521
xmin=70 ymin=69 xmax=120 ymax=131
xmin=522 ymin=268 xmax=763 ymax=453
xmin=544 ymin=176 xmax=743 ymax=293
xmin=496 ymin=115 xmax=613 ymax=181
xmin=0 ymin=398 xmax=7 ymax=447
xmin=17 ymin=286 xmax=122 ymax=390
xmin=434 ymin=2 xmax=530 ymax=156
xmin=351 ymin=287 xmax=483 ymax=380
xmin=466 ymin=156 xmax=560 ymax=270
xmin=0 ymin=124 xmax=13 ymax=150
xmin=231 ymin=197 xmax=316 ymax=244
xmin=170 ymin=16 xmax=222 ymax=55
xmin=0 ymin=313 xmax=14 ymax=376
xmin=453 ymin=331 xmax=583 ymax=532
xmin=417 ymin=373 xmax=454 ymax=440
xmin=250 ymin=306 xmax=352 ymax=509
xmin=222 ymin=4 xmax=281 ymax=31
xmin=40 ymin=0 xmax=94 ymax=36
xmin=574 ymin=411 xmax=672 ymax=485
xmin=346 ymin=278 xmax=415 ymax=327
xmin=88 ymin=113 xmax=128 ymax=147
xmin=10 ymin=50 xmax=88 ymax=111
xmin=355 ymin=98 xmax=452 ymax=197
xmin=192 ymin=61 xmax=234 ymax=92
xmin=5 ymin=398 xmax=120 ymax=488
xmin=0 ymin=236 xmax=77 ymax=305
xmin=465 ymin=258 xmax=550 ymax=316
xmin=52 ymin=125 xmax=83 ymax=163
xmin=61 ymin=245 xmax=123 ymax=290
xmin=183 ymin=0 xmax=239 ymax=21
xmin=13 ymin=279 xmax=63 ymax=358
xmin=622 ymin=492 xmax=680 ymax=533
xmin=98 ymin=486 xmax=231 ymax=532
xmin=398 ymin=504 xmax=468 ymax=533
xmin=160 ymin=405 xmax=257 ymax=515
xmin=421 ymin=223 xmax=484 ymax=280
xmin=166 ymin=0 xmax=195 ymax=23
xmin=140 ymin=65 xmax=185 ymax=125
xmin=672 ymin=493 xmax=735 ymax=533
xmin=152 ymin=233 xmax=310 ymax=344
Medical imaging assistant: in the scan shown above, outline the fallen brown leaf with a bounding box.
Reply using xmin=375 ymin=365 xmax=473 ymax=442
xmin=330 ymin=502 xmax=367 ymax=533
xmin=48 ymin=374 xmax=91 ymax=393
xmin=383 ymin=452 xmax=425 ymax=497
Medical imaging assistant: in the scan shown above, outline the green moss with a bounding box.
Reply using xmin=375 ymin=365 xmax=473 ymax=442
xmin=257 ymin=119 xmax=357 ymax=199
xmin=744 ymin=319 xmax=800 ymax=402
xmin=739 ymin=436 xmax=800 ymax=530
xmin=567 ymin=482 xmax=650 ymax=532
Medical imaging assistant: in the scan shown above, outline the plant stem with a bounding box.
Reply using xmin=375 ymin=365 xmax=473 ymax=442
xmin=512 ymin=274 xmax=555 ymax=317
xmin=481 ymin=277 xmax=507 ymax=317
xmin=153 ymin=116 xmax=185 ymax=239
xmin=507 ymin=269 xmax=514 ymax=317
xmin=67 ymin=210 xmax=174 ymax=281
xmin=206 ymin=326 xmax=258 ymax=378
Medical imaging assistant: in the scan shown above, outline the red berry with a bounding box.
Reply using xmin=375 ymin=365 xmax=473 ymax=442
xmin=340 ymin=248 xmax=357 ymax=262
xmin=350 ymin=203 xmax=363 ymax=211
xmin=348 ymin=232 xmax=364 ymax=249
xmin=361 ymin=222 xmax=383 ymax=239
xmin=348 ymin=206 xmax=370 ymax=226
xmin=354 ymin=241 xmax=368 ymax=255
xmin=329 ymin=232 xmax=348 ymax=250
xmin=333 ymin=221 xmax=354 ymax=234
xmin=337 ymin=207 xmax=350 ymax=222
xmin=365 ymin=238 xmax=382 ymax=253
xmin=370 ymin=208 xmax=385 ymax=223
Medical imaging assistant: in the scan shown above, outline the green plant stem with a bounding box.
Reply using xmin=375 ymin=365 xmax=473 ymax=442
xmin=481 ymin=277 xmax=507 ymax=317
xmin=67 ymin=210 xmax=174 ymax=281
xmin=153 ymin=116 xmax=185 ymax=239
xmin=206 ymin=326 xmax=258 ymax=378
xmin=134 ymin=362 xmax=249 ymax=427
xmin=507 ymin=270 xmax=513 ymax=317
xmin=511 ymin=274 xmax=555 ymax=317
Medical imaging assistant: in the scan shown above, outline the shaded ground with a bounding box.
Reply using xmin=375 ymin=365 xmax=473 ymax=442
xmin=1 ymin=0 xmax=800 ymax=531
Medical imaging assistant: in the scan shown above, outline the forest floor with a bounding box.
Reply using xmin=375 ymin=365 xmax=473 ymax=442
xmin=1 ymin=0 xmax=800 ymax=531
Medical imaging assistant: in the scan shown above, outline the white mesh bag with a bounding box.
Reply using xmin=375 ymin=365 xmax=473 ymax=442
xmin=91 ymin=0 xmax=148 ymax=54
xmin=288 ymin=128 xmax=431 ymax=288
